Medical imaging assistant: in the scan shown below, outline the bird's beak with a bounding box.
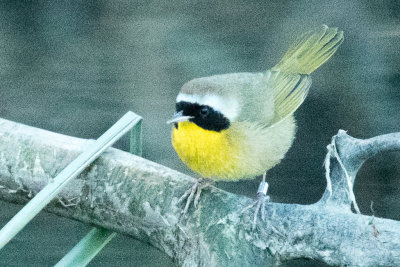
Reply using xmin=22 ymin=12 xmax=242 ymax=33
xmin=166 ymin=111 xmax=193 ymax=124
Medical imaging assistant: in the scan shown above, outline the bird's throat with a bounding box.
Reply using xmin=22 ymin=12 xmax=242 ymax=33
xmin=172 ymin=121 xmax=241 ymax=180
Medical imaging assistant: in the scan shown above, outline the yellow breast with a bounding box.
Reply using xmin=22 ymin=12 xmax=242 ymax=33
xmin=172 ymin=122 xmax=240 ymax=180
xmin=172 ymin=117 xmax=297 ymax=181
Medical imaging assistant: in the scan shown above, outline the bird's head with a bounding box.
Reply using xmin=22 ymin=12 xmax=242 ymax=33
xmin=167 ymin=77 xmax=240 ymax=132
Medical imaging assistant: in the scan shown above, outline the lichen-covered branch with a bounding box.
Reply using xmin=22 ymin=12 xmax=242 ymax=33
xmin=319 ymin=130 xmax=400 ymax=211
xmin=0 ymin=118 xmax=399 ymax=266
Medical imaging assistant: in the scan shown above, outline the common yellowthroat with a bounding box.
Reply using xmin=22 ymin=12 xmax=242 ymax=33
xmin=168 ymin=25 xmax=343 ymax=217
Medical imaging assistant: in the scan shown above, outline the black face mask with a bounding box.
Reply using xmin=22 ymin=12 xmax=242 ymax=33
xmin=175 ymin=101 xmax=230 ymax=132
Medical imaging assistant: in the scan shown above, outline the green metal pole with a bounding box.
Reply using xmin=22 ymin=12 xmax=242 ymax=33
xmin=55 ymin=113 xmax=143 ymax=267
xmin=0 ymin=111 xmax=142 ymax=250
xmin=55 ymin=228 xmax=117 ymax=267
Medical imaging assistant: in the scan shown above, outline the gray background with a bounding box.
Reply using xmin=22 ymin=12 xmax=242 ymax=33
xmin=0 ymin=0 xmax=399 ymax=266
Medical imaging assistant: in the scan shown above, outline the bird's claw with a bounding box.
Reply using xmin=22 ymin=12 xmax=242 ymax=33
xmin=241 ymin=180 xmax=270 ymax=230
xmin=177 ymin=181 xmax=199 ymax=215
xmin=177 ymin=178 xmax=213 ymax=216
xmin=252 ymin=192 xmax=270 ymax=230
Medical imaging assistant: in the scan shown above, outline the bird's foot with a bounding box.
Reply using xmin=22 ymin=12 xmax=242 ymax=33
xmin=177 ymin=178 xmax=213 ymax=216
xmin=241 ymin=181 xmax=270 ymax=231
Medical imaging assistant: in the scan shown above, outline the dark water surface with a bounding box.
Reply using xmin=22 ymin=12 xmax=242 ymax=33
xmin=0 ymin=1 xmax=399 ymax=266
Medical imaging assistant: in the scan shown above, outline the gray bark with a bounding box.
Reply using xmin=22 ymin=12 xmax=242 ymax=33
xmin=0 ymin=118 xmax=399 ymax=266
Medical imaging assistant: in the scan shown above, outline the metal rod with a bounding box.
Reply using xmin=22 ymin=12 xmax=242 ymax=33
xmin=0 ymin=111 xmax=142 ymax=249
xmin=130 ymin=119 xmax=143 ymax=156
xmin=55 ymin=114 xmax=143 ymax=266
xmin=54 ymin=228 xmax=117 ymax=267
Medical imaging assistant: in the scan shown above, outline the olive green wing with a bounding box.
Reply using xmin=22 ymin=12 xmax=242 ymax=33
xmin=268 ymin=25 xmax=343 ymax=125
xmin=268 ymin=71 xmax=312 ymax=124
xmin=272 ymin=25 xmax=344 ymax=75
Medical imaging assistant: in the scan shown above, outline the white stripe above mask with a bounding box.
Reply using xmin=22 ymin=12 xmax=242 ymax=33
xmin=176 ymin=93 xmax=240 ymax=122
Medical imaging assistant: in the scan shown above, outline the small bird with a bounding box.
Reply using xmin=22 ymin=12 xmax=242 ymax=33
xmin=168 ymin=25 xmax=343 ymax=222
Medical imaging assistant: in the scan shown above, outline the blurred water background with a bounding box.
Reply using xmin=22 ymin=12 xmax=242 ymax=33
xmin=0 ymin=0 xmax=399 ymax=266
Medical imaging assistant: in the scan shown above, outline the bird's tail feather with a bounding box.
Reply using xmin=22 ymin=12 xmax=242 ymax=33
xmin=272 ymin=25 xmax=344 ymax=74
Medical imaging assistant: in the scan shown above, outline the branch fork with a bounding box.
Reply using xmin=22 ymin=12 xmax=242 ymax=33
xmin=319 ymin=130 xmax=400 ymax=213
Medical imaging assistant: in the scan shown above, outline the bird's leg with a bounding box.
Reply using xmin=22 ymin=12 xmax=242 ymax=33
xmin=253 ymin=173 xmax=270 ymax=229
xmin=177 ymin=177 xmax=213 ymax=216
xmin=241 ymin=173 xmax=270 ymax=230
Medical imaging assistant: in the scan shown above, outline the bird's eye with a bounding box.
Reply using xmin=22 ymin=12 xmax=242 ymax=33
xmin=199 ymin=107 xmax=209 ymax=116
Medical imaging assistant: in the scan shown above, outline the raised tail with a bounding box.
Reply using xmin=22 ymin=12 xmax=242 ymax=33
xmin=272 ymin=25 xmax=344 ymax=74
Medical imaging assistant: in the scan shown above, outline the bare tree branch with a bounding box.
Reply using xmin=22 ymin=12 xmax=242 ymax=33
xmin=319 ymin=130 xmax=400 ymax=211
xmin=0 ymin=118 xmax=399 ymax=266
